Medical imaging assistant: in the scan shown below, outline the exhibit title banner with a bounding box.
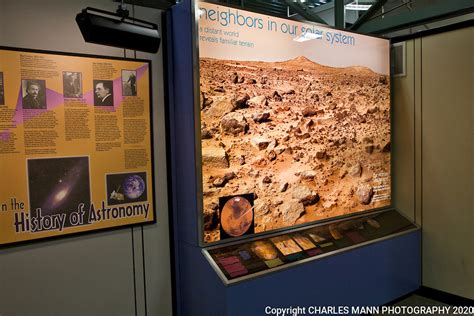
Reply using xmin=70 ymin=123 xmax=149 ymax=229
xmin=199 ymin=7 xmax=355 ymax=44
xmin=198 ymin=1 xmax=391 ymax=243
xmin=198 ymin=2 xmax=389 ymax=75
xmin=0 ymin=48 xmax=155 ymax=245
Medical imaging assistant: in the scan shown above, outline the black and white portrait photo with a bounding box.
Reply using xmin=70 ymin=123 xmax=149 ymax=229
xmin=122 ymin=70 xmax=137 ymax=96
xmin=63 ymin=72 xmax=83 ymax=98
xmin=22 ymin=79 xmax=47 ymax=109
xmin=93 ymin=80 xmax=114 ymax=106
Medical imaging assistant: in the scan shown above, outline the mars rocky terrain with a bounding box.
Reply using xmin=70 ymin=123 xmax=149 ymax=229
xmin=200 ymin=56 xmax=391 ymax=243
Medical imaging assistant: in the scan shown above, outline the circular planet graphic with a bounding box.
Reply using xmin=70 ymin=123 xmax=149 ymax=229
xmin=122 ymin=175 xmax=145 ymax=199
xmin=220 ymin=196 xmax=253 ymax=237
xmin=250 ymin=240 xmax=278 ymax=260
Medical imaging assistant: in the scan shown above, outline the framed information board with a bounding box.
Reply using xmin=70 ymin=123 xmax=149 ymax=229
xmin=0 ymin=47 xmax=155 ymax=245
xmin=198 ymin=2 xmax=391 ymax=243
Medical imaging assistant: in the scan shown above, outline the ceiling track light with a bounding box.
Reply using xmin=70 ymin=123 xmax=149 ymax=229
xmin=76 ymin=5 xmax=161 ymax=53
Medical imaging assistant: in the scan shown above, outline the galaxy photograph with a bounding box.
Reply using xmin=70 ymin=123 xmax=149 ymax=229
xmin=106 ymin=172 xmax=147 ymax=206
xmin=27 ymin=156 xmax=91 ymax=227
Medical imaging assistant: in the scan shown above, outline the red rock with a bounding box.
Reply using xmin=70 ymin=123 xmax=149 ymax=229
xmin=267 ymin=150 xmax=277 ymax=161
xmin=220 ymin=112 xmax=248 ymax=136
xmin=357 ymin=184 xmax=374 ymax=205
xmin=252 ymin=112 xmax=270 ymax=123
xmin=302 ymin=107 xmax=318 ymax=117
xmin=279 ymin=200 xmax=305 ymax=225
xmin=382 ymin=141 xmax=391 ymax=152
xmin=202 ymin=146 xmax=229 ymax=168
xmin=251 ymin=137 xmax=272 ymax=150
xmin=272 ymin=90 xmax=282 ymax=101
xmin=292 ymin=185 xmax=319 ymax=205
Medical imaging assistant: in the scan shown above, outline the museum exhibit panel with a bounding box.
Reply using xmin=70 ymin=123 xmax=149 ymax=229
xmin=1 ymin=1 xmax=472 ymax=315
xmin=166 ymin=1 xmax=421 ymax=315
xmin=0 ymin=2 xmax=173 ymax=315
xmin=0 ymin=47 xmax=155 ymax=245
xmin=198 ymin=1 xmax=392 ymax=245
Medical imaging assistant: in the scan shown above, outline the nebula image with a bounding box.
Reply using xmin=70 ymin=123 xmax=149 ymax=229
xmin=27 ymin=157 xmax=91 ymax=227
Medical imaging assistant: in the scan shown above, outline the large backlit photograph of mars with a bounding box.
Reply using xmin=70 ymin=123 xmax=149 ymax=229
xmin=199 ymin=4 xmax=391 ymax=243
xmin=201 ymin=56 xmax=391 ymax=242
xmin=27 ymin=156 xmax=91 ymax=227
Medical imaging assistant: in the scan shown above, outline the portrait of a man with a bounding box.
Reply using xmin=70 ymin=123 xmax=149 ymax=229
xmin=122 ymin=70 xmax=137 ymax=96
xmin=22 ymin=79 xmax=47 ymax=109
xmin=63 ymin=72 xmax=82 ymax=98
xmin=93 ymin=80 xmax=114 ymax=106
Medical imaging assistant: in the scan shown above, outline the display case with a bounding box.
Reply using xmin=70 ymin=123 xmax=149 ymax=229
xmin=175 ymin=211 xmax=420 ymax=316
xmin=166 ymin=0 xmax=421 ymax=314
xmin=204 ymin=209 xmax=417 ymax=285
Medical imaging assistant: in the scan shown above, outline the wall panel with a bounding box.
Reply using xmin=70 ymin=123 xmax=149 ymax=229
xmin=392 ymin=40 xmax=416 ymax=222
xmin=0 ymin=1 xmax=172 ymax=315
xmin=421 ymin=27 xmax=473 ymax=299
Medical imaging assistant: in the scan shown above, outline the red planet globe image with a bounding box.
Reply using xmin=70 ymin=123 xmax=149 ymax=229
xmin=220 ymin=196 xmax=253 ymax=237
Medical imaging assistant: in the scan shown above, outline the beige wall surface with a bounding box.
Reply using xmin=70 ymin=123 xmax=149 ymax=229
xmin=0 ymin=1 xmax=173 ymax=315
xmin=392 ymin=26 xmax=473 ymax=299
xmin=421 ymin=27 xmax=473 ymax=299
xmin=392 ymin=40 xmax=416 ymax=222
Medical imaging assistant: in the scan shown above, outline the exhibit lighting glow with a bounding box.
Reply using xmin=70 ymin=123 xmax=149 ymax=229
xmin=345 ymin=3 xmax=372 ymax=10
xmin=293 ymin=32 xmax=323 ymax=42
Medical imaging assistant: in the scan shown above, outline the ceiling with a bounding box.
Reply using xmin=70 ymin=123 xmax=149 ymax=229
xmin=221 ymin=0 xmax=335 ymax=16
xmin=210 ymin=0 xmax=377 ymax=26
xmin=121 ymin=0 xmax=473 ymax=34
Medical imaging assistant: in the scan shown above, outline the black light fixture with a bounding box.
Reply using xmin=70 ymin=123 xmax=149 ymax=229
xmin=76 ymin=3 xmax=160 ymax=53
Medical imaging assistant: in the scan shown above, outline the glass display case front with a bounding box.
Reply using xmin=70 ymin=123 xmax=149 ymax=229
xmin=204 ymin=210 xmax=417 ymax=284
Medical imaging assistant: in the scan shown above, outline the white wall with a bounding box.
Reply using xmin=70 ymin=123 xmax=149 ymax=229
xmin=392 ymin=27 xmax=474 ymax=299
xmin=0 ymin=1 xmax=173 ymax=315
xmin=420 ymin=27 xmax=473 ymax=299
